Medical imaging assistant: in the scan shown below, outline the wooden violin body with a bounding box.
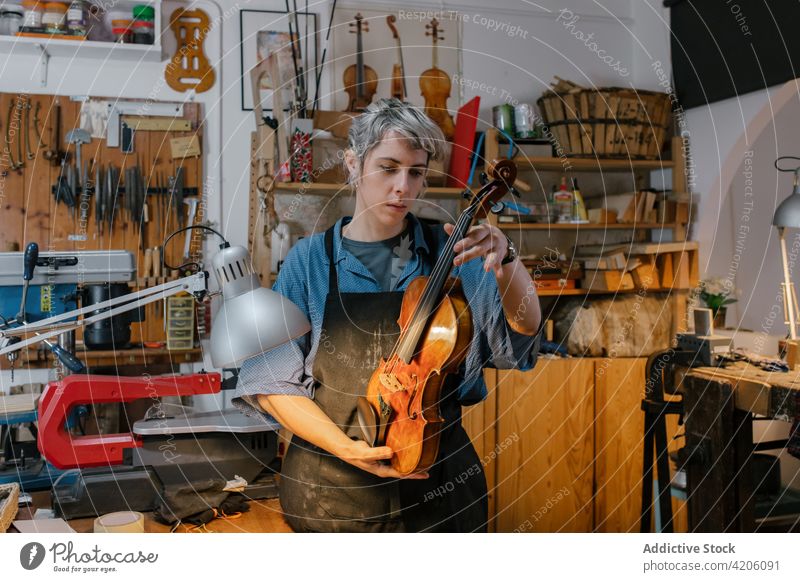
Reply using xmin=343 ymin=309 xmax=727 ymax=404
xmin=343 ymin=64 xmax=378 ymax=112
xmin=387 ymin=15 xmax=407 ymax=101
xmin=357 ymin=159 xmax=517 ymax=475
xmin=420 ymin=67 xmax=455 ymax=138
xmin=343 ymin=13 xmax=377 ymax=112
xmin=419 ymin=18 xmax=455 ymax=138
xmin=363 ymin=276 xmax=472 ymax=474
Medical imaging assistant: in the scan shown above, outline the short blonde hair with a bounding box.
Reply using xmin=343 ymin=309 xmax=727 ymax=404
xmin=346 ymin=98 xmax=446 ymax=187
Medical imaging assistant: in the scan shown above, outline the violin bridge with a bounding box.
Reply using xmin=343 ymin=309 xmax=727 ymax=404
xmin=379 ymin=372 xmax=406 ymax=393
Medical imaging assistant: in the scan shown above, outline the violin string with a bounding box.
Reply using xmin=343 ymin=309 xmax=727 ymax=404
xmin=385 ymin=202 xmax=477 ymax=373
xmin=389 ymin=196 xmax=479 ymax=364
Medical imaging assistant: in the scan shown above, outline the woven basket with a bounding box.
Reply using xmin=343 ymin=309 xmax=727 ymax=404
xmin=537 ymin=87 xmax=672 ymax=159
xmin=0 ymin=482 xmax=20 ymax=533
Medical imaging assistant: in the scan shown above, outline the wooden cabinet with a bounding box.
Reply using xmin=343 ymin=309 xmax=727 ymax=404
xmin=466 ymin=357 xmax=687 ymax=532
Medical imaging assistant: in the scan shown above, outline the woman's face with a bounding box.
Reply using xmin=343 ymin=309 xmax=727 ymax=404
xmin=347 ymin=130 xmax=429 ymax=230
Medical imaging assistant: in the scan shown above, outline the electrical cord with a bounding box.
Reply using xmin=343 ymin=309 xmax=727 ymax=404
xmin=161 ymin=225 xmax=229 ymax=274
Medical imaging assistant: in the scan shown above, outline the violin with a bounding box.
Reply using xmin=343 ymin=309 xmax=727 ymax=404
xmin=419 ymin=18 xmax=455 ymax=139
xmin=386 ymin=15 xmax=407 ymax=101
xmin=357 ymin=159 xmax=518 ymax=475
xmin=343 ymin=14 xmax=378 ymax=112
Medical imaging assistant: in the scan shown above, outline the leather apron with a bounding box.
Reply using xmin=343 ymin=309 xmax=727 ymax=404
xmin=278 ymin=221 xmax=488 ymax=532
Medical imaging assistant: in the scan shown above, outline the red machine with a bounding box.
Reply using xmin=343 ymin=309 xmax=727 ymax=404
xmin=37 ymin=372 xmax=221 ymax=469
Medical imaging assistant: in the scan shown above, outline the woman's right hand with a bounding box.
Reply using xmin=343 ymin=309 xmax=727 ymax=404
xmin=339 ymin=440 xmax=429 ymax=480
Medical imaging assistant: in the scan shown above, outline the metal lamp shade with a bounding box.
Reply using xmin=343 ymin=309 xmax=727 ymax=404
xmin=773 ymin=187 xmax=800 ymax=228
xmin=208 ymin=244 xmax=310 ymax=369
xmin=210 ymin=286 xmax=311 ymax=368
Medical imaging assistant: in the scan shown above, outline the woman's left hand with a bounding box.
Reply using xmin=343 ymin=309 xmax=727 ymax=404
xmin=444 ymin=222 xmax=510 ymax=277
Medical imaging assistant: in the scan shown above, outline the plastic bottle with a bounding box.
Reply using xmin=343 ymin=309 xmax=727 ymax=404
xmin=554 ymin=176 xmax=573 ymax=223
xmin=571 ymin=178 xmax=589 ymax=222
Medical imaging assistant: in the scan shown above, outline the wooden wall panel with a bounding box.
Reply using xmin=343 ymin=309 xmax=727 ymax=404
xmin=495 ymin=359 xmax=595 ymax=532
xmin=0 ymin=92 xmax=203 ymax=348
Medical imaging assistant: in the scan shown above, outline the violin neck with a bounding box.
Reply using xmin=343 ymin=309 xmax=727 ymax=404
xmin=356 ymin=24 xmax=364 ymax=99
xmin=392 ymin=209 xmax=476 ymax=363
xmin=431 ymin=37 xmax=438 ymax=70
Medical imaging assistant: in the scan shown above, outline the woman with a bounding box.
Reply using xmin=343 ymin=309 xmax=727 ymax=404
xmin=233 ymin=98 xmax=542 ymax=532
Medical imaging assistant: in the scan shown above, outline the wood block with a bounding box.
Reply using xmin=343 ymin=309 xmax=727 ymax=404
xmin=630 ymin=261 xmax=659 ymax=290
xmin=313 ymin=110 xmax=357 ymax=139
xmin=0 ymin=393 xmax=39 ymax=414
xmin=659 ymin=253 xmax=674 ymax=288
xmin=786 ymin=340 xmax=800 ymax=371
xmin=588 ymin=208 xmax=617 ymax=224
xmin=583 ymin=269 xmax=635 ymax=291
xmin=675 ymin=201 xmax=689 ymax=223
xmin=674 ymin=251 xmax=691 ymax=288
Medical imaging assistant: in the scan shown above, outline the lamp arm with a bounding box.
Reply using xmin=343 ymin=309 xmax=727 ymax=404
xmin=0 ymin=272 xmax=208 ymax=358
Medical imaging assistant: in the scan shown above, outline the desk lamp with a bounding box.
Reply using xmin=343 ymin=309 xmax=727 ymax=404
xmin=772 ymin=157 xmax=800 ymax=340
xmin=0 ymin=226 xmax=311 ymax=368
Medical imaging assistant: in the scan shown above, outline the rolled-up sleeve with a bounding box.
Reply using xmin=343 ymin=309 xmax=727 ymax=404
xmin=231 ymin=243 xmax=314 ymax=424
xmin=458 ymin=261 xmax=543 ymax=399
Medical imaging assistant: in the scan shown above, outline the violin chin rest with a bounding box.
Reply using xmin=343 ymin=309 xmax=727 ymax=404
xmin=357 ymin=396 xmax=378 ymax=447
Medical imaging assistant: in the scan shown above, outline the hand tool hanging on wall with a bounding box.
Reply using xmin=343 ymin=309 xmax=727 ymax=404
xmin=169 ymin=168 xmax=186 ymax=229
xmin=64 ymin=129 xmax=91 ymax=227
xmin=6 ymin=98 xmax=23 ymax=171
xmin=45 ymin=99 xmax=64 ymax=166
xmin=95 ymin=163 xmax=104 ymax=237
xmin=23 ymin=101 xmax=35 ymax=161
xmin=183 ymin=198 xmax=199 ymax=260
xmin=33 ymin=101 xmax=48 ymax=152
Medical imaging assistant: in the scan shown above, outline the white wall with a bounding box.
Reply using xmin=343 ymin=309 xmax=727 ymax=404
xmin=0 ymin=0 xmax=671 ymax=395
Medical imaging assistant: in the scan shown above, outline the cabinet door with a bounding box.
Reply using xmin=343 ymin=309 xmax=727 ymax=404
xmin=594 ymin=358 xmax=687 ymax=532
xmin=594 ymin=358 xmax=647 ymax=532
xmin=494 ymin=359 xmax=595 ymax=532
xmin=462 ymin=371 xmax=499 ymax=531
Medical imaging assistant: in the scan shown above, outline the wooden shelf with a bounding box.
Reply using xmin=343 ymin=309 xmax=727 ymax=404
xmin=511 ymin=155 xmax=675 ymax=172
xmin=273 ymin=182 xmax=466 ymax=198
xmin=536 ymin=287 xmax=689 ymax=297
xmin=0 ymin=347 xmax=202 ymax=370
xmin=0 ymin=1 xmax=163 ymax=63
xmin=499 ymin=222 xmax=685 ymax=231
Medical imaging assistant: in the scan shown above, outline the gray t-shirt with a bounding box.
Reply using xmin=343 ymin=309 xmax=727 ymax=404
xmin=342 ymin=223 xmax=414 ymax=291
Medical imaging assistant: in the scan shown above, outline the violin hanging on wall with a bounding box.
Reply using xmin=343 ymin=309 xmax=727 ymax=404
xmin=386 ymin=15 xmax=407 ymax=101
xmin=419 ymin=18 xmax=455 ymax=139
xmin=357 ymin=159 xmax=518 ymax=475
xmin=343 ymin=13 xmax=378 ymax=112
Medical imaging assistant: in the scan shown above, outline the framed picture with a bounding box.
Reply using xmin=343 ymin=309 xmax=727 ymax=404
xmin=240 ymin=9 xmax=319 ymax=112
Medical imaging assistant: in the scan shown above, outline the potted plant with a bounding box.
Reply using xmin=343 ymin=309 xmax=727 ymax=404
xmin=697 ymin=277 xmax=737 ymax=329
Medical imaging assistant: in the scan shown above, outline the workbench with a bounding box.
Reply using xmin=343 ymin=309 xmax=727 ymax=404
xmin=682 ymin=363 xmax=800 ymax=532
xmin=9 ymin=491 xmax=293 ymax=533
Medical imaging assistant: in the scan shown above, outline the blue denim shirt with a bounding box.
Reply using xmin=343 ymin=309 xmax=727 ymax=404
xmin=232 ymin=214 xmax=542 ymax=425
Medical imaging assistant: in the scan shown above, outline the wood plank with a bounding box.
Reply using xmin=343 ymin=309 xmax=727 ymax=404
xmin=594 ymin=358 xmax=647 ymax=532
xmin=495 ymin=359 xmax=595 ymax=532
xmin=462 ymin=370 xmax=499 ymax=531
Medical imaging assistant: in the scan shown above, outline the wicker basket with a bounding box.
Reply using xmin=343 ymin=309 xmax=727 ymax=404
xmin=537 ymin=87 xmax=672 ymax=159
xmin=0 ymin=482 xmax=20 ymax=533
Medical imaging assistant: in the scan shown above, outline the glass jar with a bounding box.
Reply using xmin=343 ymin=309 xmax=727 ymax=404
xmin=21 ymin=0 xmax=42 ymax=28
xmin=111 ymin=18 xmax=131 ymax=42
xmin=131 ymin=19 xmax=152 ymax=44
xmin=42 ymin=1 xmax=66 ymax=32
xmin=0 ymin=3 xmax=24 ymax=35
xmin=65 ymin=0 xmax=85 ymax=35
